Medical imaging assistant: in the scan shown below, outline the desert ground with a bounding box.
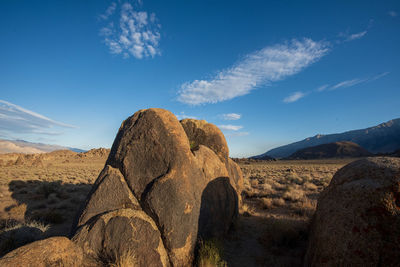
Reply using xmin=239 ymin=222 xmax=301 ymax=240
xmin=0 ymin=150 xmax=357 ymax=266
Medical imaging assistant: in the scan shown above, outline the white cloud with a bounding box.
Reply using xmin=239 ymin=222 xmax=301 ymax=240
xmin=310 ymin=72 xmax=390 ymax=95
xmin=389 ymin=11 xmax=397 ymax=17
xmin=0 ymin=100 xmax=76 ymax=137
xmin=316 ymin=84 xmax=329 ymax=92
xmin=178 ymin=38 xmax=329 ymax=105
xmin=283 ymin=91 xmax=306 ymax=103
xmin=218 ymin=125 xmax=243 ymax=131
xmin=283 ymin=73 xmax=389 ymax=104
xmin=346 ymin=31 xmax=367 ymax=41
xmin=331 ymin=72 xmax=389 ymax=90
xmin=369 ymin=72 xmax=390 ymax=81
xmin=338 ymin=30 xmax=368 ymax=43
xmin=331 ymin=78 xmax=365 ymax=90
xmin=175 ymin=112 xmax=197 ymax=120
xmin=220 ymin=113 xmax=241 ymax=120
xmin=100 ymin=1 xmax=161 ymax=59
xmin=99 ymin=2 xmax=116 ymax=20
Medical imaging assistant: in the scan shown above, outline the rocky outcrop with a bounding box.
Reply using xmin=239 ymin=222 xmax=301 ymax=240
xmin=0 ymin=237 xmax=89 ymax=267
xmin=181 ymin=118 xmax=244 ymax=203
xmin=73 ymin=209 xmax=169 ymax=267
xmin=72 ymin=108 xmax=243 ymax=267
xmin=305 ymin=157 xmax=400 ymax=266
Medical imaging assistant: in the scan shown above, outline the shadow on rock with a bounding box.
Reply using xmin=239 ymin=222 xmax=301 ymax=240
xmin=197 ymin=177 xmax=238 ymax=241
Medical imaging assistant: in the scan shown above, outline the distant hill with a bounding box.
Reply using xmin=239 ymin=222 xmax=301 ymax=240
xmin=0 ymin=139 xmax=86 ymax=154
xmin=287 ymin=141 xmax=372 ymax=160
xmin=253 ymin=118 xmax=400 ymax=159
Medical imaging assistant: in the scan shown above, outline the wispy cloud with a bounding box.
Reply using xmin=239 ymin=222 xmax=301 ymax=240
xmin=316 ymin=84 xmax=329 ymax=92
xmin=178 ymin=38 xmax=329 ymax=105
xmin=175 ymin=112 xmax=197 ymax=120
xmin=283 ymin=91 xmax=306 ymax=103
xmin=100 ymin=1 xmax=161 ymax=59
xmin=338 ymin=30 xmax=368 ymax=43
xmin=0 ymin=100 xmax=76 ymax=137
xmin=369 ymin=72 xmax=390 ymax=81
xmin=331 ymin=78 xmax=365 ymax=90
xmin=284 ymin=72 xmax=389 ymax=103
xmin=330 ymin=72 xmax=389 ymax=90
xmin=220 ymin=113 xmax=241 ymax=120
xmin=99 ymin=2 xmax=116 ymax=20
xmin=389 ymin=11 xmax=397 ymax=17
xmin=346 ymin=31 xmax=367 ymax=41
xmin=218 ymin=125 xmax=243 ymax=131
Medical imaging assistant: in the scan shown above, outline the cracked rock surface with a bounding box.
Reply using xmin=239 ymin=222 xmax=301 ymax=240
xmin=71 ymin=108 xmax=243 ymax=266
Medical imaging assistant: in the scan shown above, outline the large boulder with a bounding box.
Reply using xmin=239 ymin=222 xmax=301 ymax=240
xmin=0 ymin=237 xmax=90 ymax=267
xmin=180 ymin=118 xmax=244 ymax=202
xmin=73 ymin=209 xmax=169 ymax=267
xmin=305 ymin=157 xmax=400 ymax=267
xmin=72 ymin=108 xmax=243 ymax=267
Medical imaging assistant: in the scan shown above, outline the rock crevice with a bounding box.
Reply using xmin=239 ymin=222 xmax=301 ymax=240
xmin=71 ymin=108 xmax=244 ymax=266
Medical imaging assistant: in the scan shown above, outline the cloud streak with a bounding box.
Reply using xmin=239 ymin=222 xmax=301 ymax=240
xmin=330 ymin=72 xmax=389 ymax=90
xmin=338 ymin=30 xmax=368 ymax=43
xmin=283 ymin=91 xmax=306 ymax=103
xmin=346 ymin=31 xmax=367 ymax=41
xmin=331 ymin=78 xmax=365 ymax=90
xmin=283 ymin=72 xmax=389 ymax=103
xmin=316 ymin=84 xmax=329 ymax=92
xmin=218 ymin=125 xmax=243 ymax=131
xmin=175 ymin=112 xmax=197 ymax=120
xmin=0 ymin=100 xmax=76 ymax=137
xmin=220 ymin=113 xmax=241 ymax=120
xmin=100 ymin=1 xmax=161 ymax=59
xmin=178 ymin=38 xmax=329 ymax=105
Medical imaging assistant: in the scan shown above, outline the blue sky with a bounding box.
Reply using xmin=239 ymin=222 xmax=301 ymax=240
xmin=0 ymin=0 xmax=399 ymax=157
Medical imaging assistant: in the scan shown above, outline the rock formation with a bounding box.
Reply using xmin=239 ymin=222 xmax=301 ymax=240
xmin=305 ymin=157 xmax=400 ymax=266
xmin=72 ymin=108 xmax=243 ymax=266
xmin=0 ymin=237 xmax=89 ymax=267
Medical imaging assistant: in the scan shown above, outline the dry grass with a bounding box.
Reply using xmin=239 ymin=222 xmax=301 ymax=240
xmin=106 ymin=249 xmax=138 ymax=267
xmin=222 ymin=158 xmax=356 ymax=267
xmin=196 ymin=239 xmax=227 ymax=267
xmin=0 ymin=151 xmax=105 ymax=241
xmin=0 ymin=150 xmax=357 ymax=266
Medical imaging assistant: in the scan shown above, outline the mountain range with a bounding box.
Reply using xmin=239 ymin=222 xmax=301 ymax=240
xmin=253 ymin=118 xmax=400 ymax=159
xmin=287 ymin=141 xmax=372 ymax=160
xmin=0 ymin=139 xmax=85 ymax=154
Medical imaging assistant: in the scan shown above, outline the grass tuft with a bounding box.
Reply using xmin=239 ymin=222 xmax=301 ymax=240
xmin=99 ymin=249 xmax=138 ymax=267
xmin=196 ymin=239 xmax=227 ymax=267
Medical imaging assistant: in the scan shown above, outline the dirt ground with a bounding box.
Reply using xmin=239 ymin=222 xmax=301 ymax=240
xmin=0 ymin=150 xmax=106 ymax=241
xmin=222 ymin=159 xmax=356 ymax=266
xmin=0 ymin=151 xmax=357 ymax=265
